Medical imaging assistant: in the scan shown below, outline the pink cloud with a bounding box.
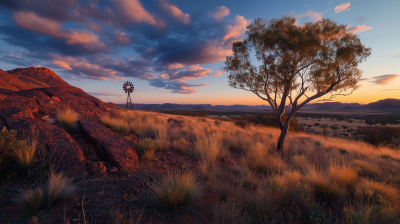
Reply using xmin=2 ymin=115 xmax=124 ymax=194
xmin=369 ymin=74 xmax=399 ymax=85
xmin=346 ymin=25 xmax=372 ymax=33
xmin=223 ymin=15 xmax=250 ymax=41
xmin=210 ymin=6 xmax=230 ymax=21
xmin=287 ymin=10 xmax=324 ymax=22
xmin=113 ymin=31 xmax=131 ymax=45
xmin=50 ymin=54 xmax=124 ymax=81
xmin=214 ymin=71 xmax=222 ymax=77
xmin=112 ymin=0 xmax=160 ymax=26
xmin=334 ymin=2 xmax=351 ymax=13
xmin=168 ymin=64 xmax=212 ymax=80
xmin=164 ymin=63 xmax=184 ymax=70
xmin=159 ymin=0 xmax=190 ymax=24
xmin=14 ymin=11 xmax=104 ymax=47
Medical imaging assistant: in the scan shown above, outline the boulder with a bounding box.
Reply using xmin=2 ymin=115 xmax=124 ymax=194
xmin=80 ymin=120 xmax=138 ymax=170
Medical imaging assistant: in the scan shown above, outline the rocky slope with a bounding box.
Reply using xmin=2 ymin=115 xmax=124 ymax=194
xmin=0 ymin=67 xmax=138 ymax=176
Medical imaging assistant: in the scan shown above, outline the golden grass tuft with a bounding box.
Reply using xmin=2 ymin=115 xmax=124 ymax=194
xmin=156 ymin=128 xmax=170 ymax=152
xmin=306 ymin=170 xmax=346 ymax=205
xmin=137 ymin=138 xmax=158 ymax=161
xmin=353 ymin=160 xmax=381 ymax=179
xmin=195 ymin=133 xmax=227 ymax=166
xmin=356 ymin=179 xmax=400 ymax=206
xmin=329 ymin=165 xmax=359 ymax=190
xmin=245 ymin=142 xmax=286 ymax=174
xmin=18 ymin=172 xmax=75 ymax=213
xmin=100 ymin=115 xmax=129 ymax=134
xmin=171 ymin=138 xmax=191 ymax=155
xmin=148 ymin=172 xmax=202 ymax=214
xmin=12 ymin=138 xmax=39 ymax=169
xmin=56 ymin=108 xmax=79 ymax=131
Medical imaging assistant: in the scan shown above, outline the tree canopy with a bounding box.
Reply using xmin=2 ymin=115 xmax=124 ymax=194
xmin=225 ymin=17 xmax=371 ymax=152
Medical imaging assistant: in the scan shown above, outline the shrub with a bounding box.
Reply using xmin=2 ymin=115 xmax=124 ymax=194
xmin=56 ymin=108 xmax=80 ymax=131
xmin=0 ymin=127 xmax=23 ymax=172
xmin=306 ymin=171 xmax=346 ymax=207
xmin=12 ymin=138 xmax=38 ymax=169
xmin=137 ymin=138 xmax=159 ymax=161
xmin=145 ymin=172 xmax=202 ymax=216
xmin=328 ymin=165 xmax=359 ymax=190
xmin=18 ymin=172 xmax=75 ymax=213
xmin=171 ymin=138 xmax=190 ymax=155
xmin=355 ymin=180 xmax=399 ymax=206
xmin=212 ymin=198 xmax=251 ymax=224
xmin=355 ymin=126 xmax=400 ymax=147
xmin=245 ymin=142 xmax=286 ymax=174
xmin=234 ymin=120 xmax=249 ymax=128
xmin=353 ymin=160 xmax=380 ymax=179
xmin=195 ymin=133 xmax=227 ymax=166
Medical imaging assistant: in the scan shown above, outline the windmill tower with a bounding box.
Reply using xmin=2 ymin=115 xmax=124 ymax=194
xmin=123 ymin=81 xmax=134 ymax=110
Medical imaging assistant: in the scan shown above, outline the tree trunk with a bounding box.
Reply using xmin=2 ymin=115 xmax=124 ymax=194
xmin=277 ymin=121 xmax=290 ymax=153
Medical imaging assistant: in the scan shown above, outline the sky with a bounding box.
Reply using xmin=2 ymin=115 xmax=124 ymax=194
xmin=0 ymin=0 xmax=399 ymax=105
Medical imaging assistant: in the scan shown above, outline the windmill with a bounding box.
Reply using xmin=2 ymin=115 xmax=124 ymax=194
xmin=123 ymin=81 xmax=134 ymax=110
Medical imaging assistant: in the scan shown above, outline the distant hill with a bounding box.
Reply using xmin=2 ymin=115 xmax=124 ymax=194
xmin=118 ymin=100 xmax=400 ymax=113
xmin=0 ymin=69 xmax=31 ymax=91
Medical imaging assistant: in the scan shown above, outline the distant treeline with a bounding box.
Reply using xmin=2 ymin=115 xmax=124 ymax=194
xmin=158 ymin=110 xmax=209 ymax=117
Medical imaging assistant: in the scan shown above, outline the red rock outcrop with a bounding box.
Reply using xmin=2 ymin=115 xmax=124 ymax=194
xmin=6 ymin=67 xmax=71 ymax=89
xmin=81 ymin=120 xmax=138 ymax=170
xmin=0 ymin=67 xmax=137 ymax=176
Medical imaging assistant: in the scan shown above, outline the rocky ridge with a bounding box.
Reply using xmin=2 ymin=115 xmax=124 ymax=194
xmin=0 ymin=67 xmax=138 ymax=176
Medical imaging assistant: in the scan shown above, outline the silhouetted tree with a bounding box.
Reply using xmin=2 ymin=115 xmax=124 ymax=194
xmin=225 ymin=17 xmax=371 ymax=152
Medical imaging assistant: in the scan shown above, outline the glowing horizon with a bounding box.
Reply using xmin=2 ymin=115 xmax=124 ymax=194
xmin=0 ymin=0 xmax=399 ymax=105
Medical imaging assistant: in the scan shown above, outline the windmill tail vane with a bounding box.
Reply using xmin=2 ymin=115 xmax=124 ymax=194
xmin=123 ymin=81 xmax=134 ymax=110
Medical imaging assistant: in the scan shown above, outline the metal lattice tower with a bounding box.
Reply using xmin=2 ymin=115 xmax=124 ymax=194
xmin=123 ymin=81 xmax=134 ymax=110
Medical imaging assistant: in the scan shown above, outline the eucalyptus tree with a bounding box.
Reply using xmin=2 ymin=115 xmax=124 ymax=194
xmin=225 ymin=17 xmax=371 ymax=152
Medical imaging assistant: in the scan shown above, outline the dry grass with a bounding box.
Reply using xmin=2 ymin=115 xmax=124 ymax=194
xmin=195 ymin=133 xmax=227 ymax=166
xmin=212 ymin=198 xmax=251 ymax=224
xmin=306 ymin=170 xmax=346 ymax=206
xmin=56 ymin=108 xmax=79 ymax=131
xmin=100 ymin=115 xmax=129 ymax=134
xmin=356 ymin=179 xmax=400 ymax=206
xmin=18 ymin=172 xmax=75 ymax=213
xmin=99 ymin=109 xmax=400 ymax=223
xmin=329 ymin=165 xmax=359 ymax=190
xmin=146 ymin=172 xmax=202 ymax=215
xmin=137 ymin=138 xmax=158 ymax=161
xmin=13 ymin=138 xmax=38 ymax=169
xmin=245 ymin=142 xmax=286 ymax=174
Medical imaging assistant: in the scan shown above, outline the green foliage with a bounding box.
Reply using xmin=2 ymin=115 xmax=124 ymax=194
xmin=225 ymin=16 xmax=371 ymax=151
xmin=0 ymin=127 xmax=24 ymax=172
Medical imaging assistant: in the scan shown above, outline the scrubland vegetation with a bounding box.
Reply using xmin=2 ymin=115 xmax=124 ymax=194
xmin=99 ymin=109 xmax=400 ymax=223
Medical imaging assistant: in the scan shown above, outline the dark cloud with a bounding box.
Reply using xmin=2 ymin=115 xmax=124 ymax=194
xmin=356 ymin=16 xmax=366 ymax=23
xmin=149 ymin=78 xmax=207 ymax=94
xmin=369 ymin=74 xmax=400 ymax=85
xmin=0 ymin=0 xmax=248 ymax=93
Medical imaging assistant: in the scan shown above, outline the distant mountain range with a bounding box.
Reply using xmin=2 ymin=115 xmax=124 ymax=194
xmin=114 ymin=99 xmax=400 ymax=113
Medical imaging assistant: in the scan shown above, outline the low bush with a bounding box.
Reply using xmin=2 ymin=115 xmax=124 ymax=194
xmin=329 ymin=165 xmax=359 ymax=190
xmin=306 ymin=171 xmax=346 ymax=207
xmin=56 ymin=108 xmax=80 ymax=131
xmin=234 ymin=120 xmax=249 ymax=128
xmin=137 ymin=138 xmax=159 ymax=161
xmin=355 ymin=126 xmax=400 ymax=147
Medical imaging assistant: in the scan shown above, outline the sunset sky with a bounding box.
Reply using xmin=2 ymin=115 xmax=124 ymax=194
xmin=0 ymin=0 xmax=399 ymax=105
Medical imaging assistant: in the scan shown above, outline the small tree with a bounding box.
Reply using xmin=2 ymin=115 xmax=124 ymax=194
xmin=225 ymin=17 xmax=371 ymax=152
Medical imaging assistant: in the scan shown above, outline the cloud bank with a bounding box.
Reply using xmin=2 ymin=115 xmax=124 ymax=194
xmin=0 ymin=1 xmax=249 ymax=94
